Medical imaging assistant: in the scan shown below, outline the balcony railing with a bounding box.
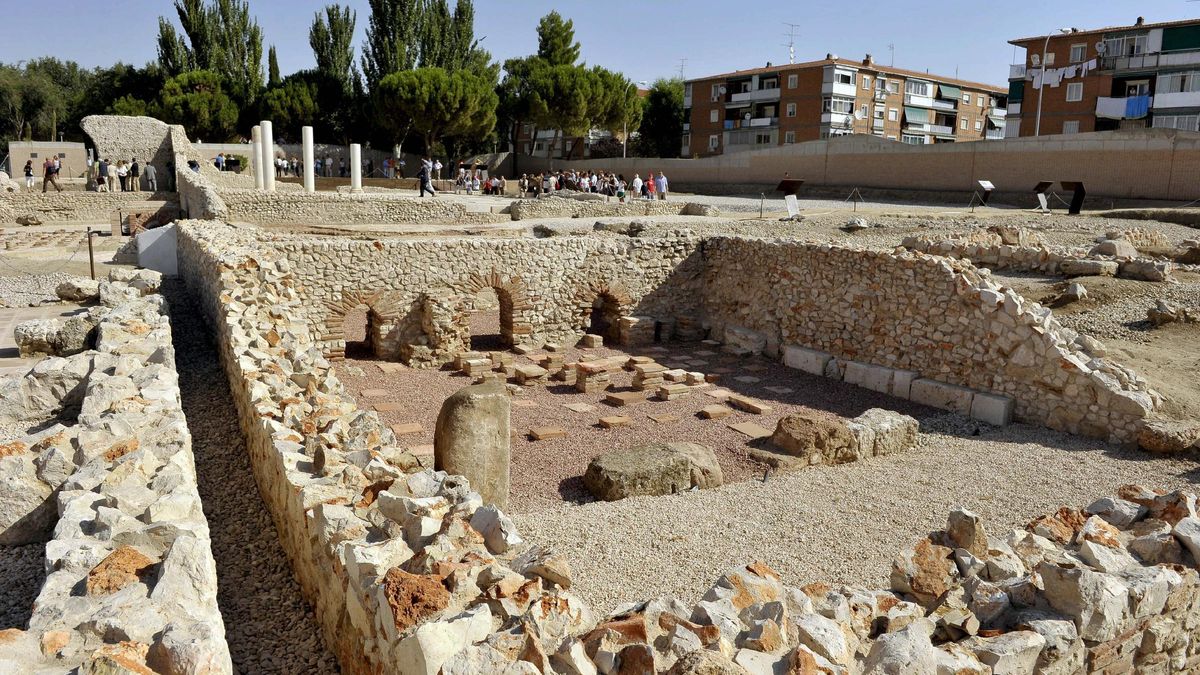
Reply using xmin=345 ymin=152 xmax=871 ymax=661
xmin=722 ymin=117 xmax=778 ymax=130
xmin=928 ymin=124 xmax=954 ymax=135
xmin=1009 ymin=64 xmax=1027 ymax=80
xmin=1153 ymin=91 xmax=1200 ymax=109
xmin=729 ymin=88 xmax=781 ymax=103
xmin=985 ymin=130 xmax=1005 ymax=140
xmin=931 ymin=99 xmax=957 ymax=111
xmin=1096 ymin=95 xmax=1152 ymax=118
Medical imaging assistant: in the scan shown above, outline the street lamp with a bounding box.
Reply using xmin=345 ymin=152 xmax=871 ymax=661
xmin=1034 ymin=28 xmax=1072 ymax=137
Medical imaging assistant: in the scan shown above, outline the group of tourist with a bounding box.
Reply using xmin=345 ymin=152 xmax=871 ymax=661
xmin=516 ymin=169 xmax=669 ymax=201
xmin=96 ymin=157 xmax=156 ymax=193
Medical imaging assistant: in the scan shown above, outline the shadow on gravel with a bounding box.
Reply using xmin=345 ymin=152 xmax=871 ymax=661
xmin=0 ymin=543 xmax=45 ymax=631
xmin=163 ymin=280 xmax=339 ymax=674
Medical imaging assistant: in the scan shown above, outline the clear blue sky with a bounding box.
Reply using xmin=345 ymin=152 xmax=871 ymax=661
xmin=3 ymin=0 xmax=1197 ymax=86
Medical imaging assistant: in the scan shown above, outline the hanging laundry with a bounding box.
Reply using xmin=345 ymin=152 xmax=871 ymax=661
xmin=1095 ymin=97 xmax=1127 ymax=119
xmin=1032 ymin=70 xmax=1043 ymax=90
xmin=1064 ymin=65 xmax=1079 ymax=79
xmin=1045 ymin=68 xmax=1064 ymax=88
xmin=1125 ymin=95 xmax=1150 ymax=119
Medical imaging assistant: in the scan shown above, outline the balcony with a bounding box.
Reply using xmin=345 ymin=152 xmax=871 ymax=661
xmin=873 ymin=90 xmax=888 ymax=102
xmin=928 ymin=124 xmax=955 ymax=136
xmin=729 ymin=88 xmax=781 ymax=104
xmin=1096 ymin=95 xmax=1152 ymax=119
xmin=904 ymin=93 xmax=934 ymax=108
xmin=1153 ymin=91 xmax=1200 ymax=109
xmin=992 ymin=107 xmax=1007 ymax=117
xmin=986 ymin=130 xmax=1005 ymax=140
xmin=1009 ymin=64 xmax=1027 ymax=80
xmin=723 ymin=117 xmax=778 ymax=130
xmin=1100 ymin=50 xmax=1200 ymax=72
xmin=931 ymin=99 xmax=957 ymax=111
xmin=822 ymin=81 xmax=858 ymax=97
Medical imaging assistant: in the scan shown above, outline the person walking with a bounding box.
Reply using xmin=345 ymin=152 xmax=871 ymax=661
xmin=215 ymin=153 xmax=225 ymax=171
xmin=23 ymin=160 xmax=35 ymax=189
xmin=418 ymin=156 xmax=436 ymax=197
xmin=129 ymin=158 xmax=141 ymax=192
xmin=325 ymin=154 xmax=333 ymax=177
xmin=143 ymin=163 xmax=157 ymax=191
xmin=42 ymin=156 xmax=63 ymax=193
xmin=97 ymin=158 xmax=110 ymax=192
xmin=655 ymin=172 xmax=668 ymax=200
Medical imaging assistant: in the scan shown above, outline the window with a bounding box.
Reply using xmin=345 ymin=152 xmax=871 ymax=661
xmin=1153 ymin=114 xmax=1200 ymax=131
xmin=887 ymin=135 xmax=897 ymax=140
xmin=1062 ymin=120 xmax=1080 ymax=134
xmin=960 ymin=118 xmax=968 ymax=130
xmin=1102 ymin=34 xmax=1148 ymax=58
xmin=975 ymin=119 xmax=983 ymax=131
xmin=754 ymin=132 xmax=772 ymax=145
xmin=762 ymin=78 xmax=779 ymax=90
xmin=822 ymin=96 xmax=854 ymax=114
xmin=788 ymin=74 xmax=798 ymax=88
xmin=1066 ymin=82 xmax=1083 ymax=102
xmin=708 ymin=134 xmax=720 ymax=150
xmin=1070 ymin=44 xmax=1087 ymax=63
xmin=1158 ymin=71 xmax=1200 ymax=94
xmin=873 ymin=107 xmax=884 ymax=119
xmin=1044 ymin=52 xmax=1055 ymax=66
xmin=710 ymin=109 xmax=719 ymax=123
xmin=887 ymin=80 xmax=900 ymax=93
xmin=901 ymin=133 xmax=924 ymax=145
xmin=835 ymin=71 xmax=854 ymax=86
xmin=681 ymin=132 xmax=690 ymax=147
xmin=962 ymin=92 xmax=971 ymax=103
xmin=786 ymin=102 xmax=797 ymax=117
xmin=888 ymin=108 xmax=898 ymax=121
xmin=784 ymin=131 xmax=796 ymax=144
xmin=862 ymin=76 xmax=871 ymax=90
xmin=905 ymin=81 xmax=930 ymax=97
xmin=977 ymin=95 xmax=986 ymax=107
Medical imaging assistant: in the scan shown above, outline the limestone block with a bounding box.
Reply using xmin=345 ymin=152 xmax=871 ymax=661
xmin=723 ymin=325 xmax=766 ymax=356
xmin=852 ymin=408 xmax=919 ymax=456
xmin=434 ymin=382 xmax=511 ymax=509
xmin=891 ymin=370 xmax=919 ymax=400
xmin=844 ymin=361 xmax=895 ymax=394
xmin=970 ymin=392 xmax=1013 ymax=426
xmin=910 ymin=379 xmax=975 ymax=415
xmin=583 ymin=442 xmax=721 ymax=501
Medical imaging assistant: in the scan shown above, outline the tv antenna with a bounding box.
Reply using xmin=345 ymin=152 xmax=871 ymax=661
xmin=888 ymin=43 xmax=895 ymax=66
xmin=677 ymin=57 xmax=687 ymax=80
xmin=782 ymin=22 xmax=801 ymax=64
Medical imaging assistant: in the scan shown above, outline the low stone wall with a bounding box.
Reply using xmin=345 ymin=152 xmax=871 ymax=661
xmin=0 ymin=274 xmax=230 ymax=673
xmin=508 ymin=195 xmax=716 ymax=220
xmin=219 ymin=189 xmax=470 ymax=225
xmin=176 ymin=222 xmax=1200 ymax=674
xmin=903 ymin=235 xmax=1176 ymax=282
xmin=0 ymin=191 xmax=179 ymax=224
xmin=703 ymin=237 xmax=1159 ymax=443
xmin=176 ymin=155 xmax=229 ymax=220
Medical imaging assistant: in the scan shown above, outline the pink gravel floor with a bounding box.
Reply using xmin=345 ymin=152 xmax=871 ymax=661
xmin=336 ymin=310 xmax=946 ymax=513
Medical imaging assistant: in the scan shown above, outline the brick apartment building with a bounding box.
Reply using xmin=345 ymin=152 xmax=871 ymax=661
xmin=1006 ymin=17 xmax=1200 ymax=136
xmin=681 ymin=54 xmax=1007 ymax=157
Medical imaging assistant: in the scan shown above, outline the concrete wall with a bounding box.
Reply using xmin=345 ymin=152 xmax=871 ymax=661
xmin=5 ymin=141 xmax=89 ymax=180
xmin=518 ymin=128 xmax=1200 ymax=201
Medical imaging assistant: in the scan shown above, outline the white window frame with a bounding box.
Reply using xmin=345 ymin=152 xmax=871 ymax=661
xmin=962 ymin=92 xmax=971 ymax=103
xmin=711 ymin=84 xmax=721 ymax=100
xmin=873 ymin=107 xmax=884 ymax=119
xmin=977 ymin=94 xmax=985 ymax=107
xmin=888 ymin=108 xmax=898 ymax=122
xmin=862 ymin=75 xmax=871 ymax=90
xmin=708 ymin=134 xmax=720 ymax=150
xmin=709 ymin=109 xmax=719 ymax=123
xmin=901 ymin=133 xmax=924 ymax=145
xmin=975 ymin=119 xmax=983 ymax=131
xmin=960 ymin=118 xmax=968 ymax=130
xmin=1157 ymin=72 xmax=1200 ymax=94
xmin=787 ymin=74 xmax=798 ymax=89
xmin=681 ymin=132 xmax=691 ymax=147
xmin=1070 ymin=43 xmax=1087 ymax=63
xmin=784 ymin=130 xmax=796 ymax=144
xmin=834 ymin=72 xmax=854 ymax=86
xmin=1044 ymin=52 xmax=1056 ymax=66
xmin=1066 ymin=82 xmax=1083 ymax=102
xmin=1153 ymin=114 xmax=1200 ymax=131
xmin=905 ymin=81 xmax=930 ymax=97
xmin=823 ymin=96 xmax=854 ymax=114
xmin=1062 ymin=120 xmax=1080 ymax=134
xmin=786 ymin=102 xmax=797 ymax=117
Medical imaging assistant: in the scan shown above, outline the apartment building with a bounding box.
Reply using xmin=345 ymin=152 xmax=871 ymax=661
xmin=681 ymin=54 xmax=1007 ymax=157
xmin=1007 ymin=17 xmax=1200 ymax=136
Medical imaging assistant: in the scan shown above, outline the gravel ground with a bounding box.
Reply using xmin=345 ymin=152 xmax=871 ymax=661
xmin=0 ymin=272 xmax=80 ymax=307
xmin=0 ymin=543 xmax=45 ymax=630
xmin=513 ymin=418 xmax=1199 ymax=615
xmin=164 ymin=281 xmax=338 ymax=674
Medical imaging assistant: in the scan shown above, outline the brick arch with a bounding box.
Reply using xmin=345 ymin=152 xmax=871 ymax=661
xmin=321 ymin=290 xmax=405 ymax=360
xmin=454 ymin=270 xmax=535 ymax=347
xmin=574 ymin=279 xmax=635 ymax=342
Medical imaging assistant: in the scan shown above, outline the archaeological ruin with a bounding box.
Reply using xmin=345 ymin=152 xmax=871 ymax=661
xmin=2 ymin=114 xmax=1200 ymax=674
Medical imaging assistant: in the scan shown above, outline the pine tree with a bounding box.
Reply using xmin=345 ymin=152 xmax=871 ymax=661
xmin=268 ymin=46 xmax=281 ymax=87
xmin=536 ymin=11 xmax=581 ymax=67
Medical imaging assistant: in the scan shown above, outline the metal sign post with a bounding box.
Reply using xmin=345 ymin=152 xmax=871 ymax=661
xmin=86 ymin=227 xmax=95 ymax=280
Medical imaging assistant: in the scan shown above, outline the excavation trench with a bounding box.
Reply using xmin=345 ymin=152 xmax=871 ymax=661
xmin=165 ymin=281 xmax=338 ymax=674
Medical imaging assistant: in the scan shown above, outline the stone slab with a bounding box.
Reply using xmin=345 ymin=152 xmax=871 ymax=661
xmin=563 ymin=402 xmax=595 ymax=413
xmin=376 ymin=362 xmax=405 ymax=373
xmin=891 ymin=370 xmax=920 ymax=400
xmin=699 ymin=405 xmax=733 ymax=420
xmin=391 ymin=422 xmax=423 ymax=436
xmin=734 ymin=375 xmax=761 ymax=384
xmin=408 ymin=444 xmax=434 ymax=456
xmin=529 ymin=426 xmax=567 ymax=441
xmin=703 ymin=388 xmax=732 ymax=399
xmin=648 ymin=414 xmax=679 ymax=424
xmin=373 ymin=402 xmax=405 ymax=412
xmin=361 ymin=388 xmax=390 ymax=398
xmin=599 ymin=416 xmax=632 ymax=429
xmin=728 ymin=422 xmax=773 ymax=439
xmin=605 ymin=391 xmax=647 ymax=407
xmin=727 ymin=394 xmax=772 ymax=415
xmin=782 ymin=345 xmax=832 ymax=376
xmin=763 ymin=386 xmax=793 ymax=395
xmin=971 ymin=392 xmax=1014 ymax=426
xmin=910 ymin=378 xmax=975 ymax=414
xmin=512 ymin=400 xmax=537 ymax=408
xmin=844 ymin=361 xmax=895 ymax=394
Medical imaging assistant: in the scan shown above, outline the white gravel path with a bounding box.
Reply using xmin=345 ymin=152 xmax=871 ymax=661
xmin=165 ymin=282 xmax=339 ymax=674
xmin=513 ymin=414 xmax=1198 ymax=615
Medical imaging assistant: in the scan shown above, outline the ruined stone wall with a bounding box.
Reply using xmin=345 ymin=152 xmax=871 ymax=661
xmin=0 ymin=276 xmax=230 ymax=673
xmin=508 ymin=195 xmax=718 ymax=220
xmin=175 ymin=156 xmax=229 ymax=221
xmin=903 ymin=236 xmax=1176 ymax=282
xmin=702 ymin=237 xmax=1158 ymax=443
xmin=0 ymin=191 xmax=177 ymax=223
xmin=81 ymin=115 xmax=175 ymax=177
xmin=175 ymin=221 xmax=1200 ymax=675
xmin=219 ymin=189 xmax=472 ymax=225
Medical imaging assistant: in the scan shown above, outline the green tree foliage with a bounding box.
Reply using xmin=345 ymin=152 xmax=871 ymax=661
xmin=260 ymin=77 xmax=318 ymax=139
xmin=109 ymin=95 xmax=150 ymax=117
xmin=377 ymin=67 xmax=497 ymax=150
xmin=362 ymin=0 xmax=425 ymax=91
xmin=267 ymin=46 xmax=281 ymax=87
xmin=155 ymin=70 xmax=239 ymax=141
xmin=636 ymin=78 xmax=684 ymax=158
xmin=310 ymin=4 xmax=358 ymax=93
xmin=0 ymin=66 xmax=64 ymax=147
xmin=536 ymin=11 xmax=581 ymax=67
xmin=156 ymin=0 xmax=264 ymax=105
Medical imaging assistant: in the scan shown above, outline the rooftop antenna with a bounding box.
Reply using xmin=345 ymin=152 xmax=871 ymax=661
xmin=782 ymin=22 xmax=801 ymax=64
xmin=888 ymin=43 xmax=895 ymax=66
xmin=677 ymin=57 xmax=687 ymax=80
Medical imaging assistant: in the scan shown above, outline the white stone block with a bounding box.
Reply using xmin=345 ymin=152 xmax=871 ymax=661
xmin=782 ymin=345 xmax=832 ymax=377
xmin=723 ymin=325 xmax=766 ymax=356
xmin=891 ymin=370 xmax=919 ymax=399
xmin=909 ymin=379 xmax=975 ymax=414
xmin=844 ymin=361 xmax=895 ymax=394
xmin=971 ymin=392 xmax=1014 ymax=426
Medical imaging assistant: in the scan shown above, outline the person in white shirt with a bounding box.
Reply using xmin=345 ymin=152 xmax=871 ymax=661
xmin=655 ymin=172 xmax=668 ymax=200
xmin=631 ymin=173 xmax=643 ymax=199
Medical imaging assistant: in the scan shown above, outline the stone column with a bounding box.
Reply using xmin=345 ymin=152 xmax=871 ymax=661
xmin=434 ymin=382 xmax=511 ymax=508
xmin=260 ymin=120 xmax=275 ymax=192
xmin=250 ymin=125 xmax=263 ymax=190
xmin=302 ymin=126 xmax=315 ymax=193
xmin=349 ymin=143 xmax=363 ymax=194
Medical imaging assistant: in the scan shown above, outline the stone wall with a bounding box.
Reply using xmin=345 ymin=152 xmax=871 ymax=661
xmin=903 ymin=235 xmax=1176 ymax=282
xmin=182 ymin=222 xmax=704 ymax=364
xmin=0 ymin=190 xmax=178 ymax=224
xmin=81 ymin=115 xmax=175 ymax=179
xmin=0 ymin=274 xmax=230 ymax=673
xmin=176 ymin=155 xmax=229 ymax=221
xmin=702 ymin=237 xmax=1159 ymax=443
xmin=508 ymin=195 xmax=718 ymax=220
xmin=219 ymin=190 xmax=471 ymax=225
xmin=175 ymin=221 xmax=1200 ymax=675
